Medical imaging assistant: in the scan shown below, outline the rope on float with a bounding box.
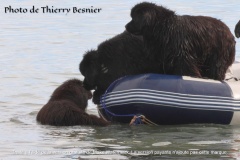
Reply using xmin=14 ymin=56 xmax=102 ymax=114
xmin=129 ymin=115 xmax=158 ymax=126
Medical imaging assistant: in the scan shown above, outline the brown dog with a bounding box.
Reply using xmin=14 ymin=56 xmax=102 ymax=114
xmin=36 ymin=79 xmax=109 ymax=126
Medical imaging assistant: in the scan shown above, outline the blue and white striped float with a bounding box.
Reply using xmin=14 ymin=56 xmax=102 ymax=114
xmin=98 ymin=62 xmax=240 ymax=125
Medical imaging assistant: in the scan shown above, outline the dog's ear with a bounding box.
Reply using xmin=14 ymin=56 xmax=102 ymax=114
xmin=79 ymin=50 xmax=101 ymax=91
xmin=79 ymin=50 xmax=99 ymax=75
xmin=143 ymin=10 xmax=156 ymax=26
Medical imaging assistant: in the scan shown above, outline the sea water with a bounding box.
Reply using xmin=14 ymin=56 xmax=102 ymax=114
xmin=1 ymin=0 xmax=240 ymax=159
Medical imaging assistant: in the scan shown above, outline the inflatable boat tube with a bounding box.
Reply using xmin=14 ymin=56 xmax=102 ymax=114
xmin=98 ymin=62 xmax=240 ymax=125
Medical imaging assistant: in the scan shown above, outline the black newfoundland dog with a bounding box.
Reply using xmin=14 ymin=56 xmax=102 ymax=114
xmin=36 ymin=79 xmax=109 ymax=126
xmin=79 ymin=31 xmax=160 ymax=104
xmin=125 ymin=2 xmax=235 ymax=80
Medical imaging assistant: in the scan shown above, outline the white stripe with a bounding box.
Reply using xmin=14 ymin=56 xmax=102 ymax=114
xmin=105 ymin=102 xmax=240 ymax=112
xmin=104 ymin=89 xmax=235 ymax=100
xmin=104 ymin=91 xmax=240 ymax=103
xmin=104 ymin=95 xmax=240 ymax=107
xmin=101 ymin=89 xmax=240 ymax=111
xmin=103 ymin=97 xmax=240 ymax=110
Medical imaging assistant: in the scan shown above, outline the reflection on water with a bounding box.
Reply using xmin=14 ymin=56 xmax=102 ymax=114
xmin=1 ymin=0 xmax=240 ymax=159
xmin=4 ymin=120 xmax=240 ymax=159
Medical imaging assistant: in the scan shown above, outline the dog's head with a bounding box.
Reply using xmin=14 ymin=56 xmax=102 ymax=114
xmin=50 ymin=79 xmax=92 ymax=110
xmin=68 ymin=79 xmax=92 ymax=109
xmin=125 ymin=2 xmax=158 ymax=35
xmin=79 ymin=50 xmax=101 ymax=91
xmin=125 ymin=2 xmax=174 ymax=35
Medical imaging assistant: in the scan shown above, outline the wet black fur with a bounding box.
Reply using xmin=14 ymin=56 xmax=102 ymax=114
xmin=79 ymin=31 xmax=160 ymax=104
xmin=125 ymin=2 xmax=235 ymax=80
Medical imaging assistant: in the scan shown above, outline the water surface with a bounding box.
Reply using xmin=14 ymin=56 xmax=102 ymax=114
xmin=1 ymin=0 xmax=240 ymax=159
